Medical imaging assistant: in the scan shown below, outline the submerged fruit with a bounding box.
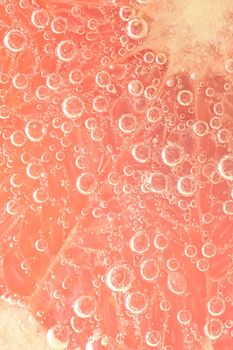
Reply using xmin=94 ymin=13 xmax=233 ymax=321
xmin=0 ymin=0 xmax=232 ymax=349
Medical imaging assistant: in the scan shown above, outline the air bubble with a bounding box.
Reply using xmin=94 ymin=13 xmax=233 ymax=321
xmin=147 ymin=107 xmax=161 ymax=123
xmin=201 ymin=242 xmax=216 ymax=258
xmin=167 ymin=272 xmax=187 ymax=295
xmin=166 ymin=258 xmax=179 ymax=271
xmin=70 ymin=316 xmax=83 ymax=334
xmin=35 ymin=238 xmax=48 ymax=252
xmin=73 ymin=295 xmax=96 ymax=318
xmin=177 ymin=309 xmax=192 ymax=325
xmin=213 ymin=102 xmax=223 ymax=116
xmin=140 ymin=258 xmax=159 ymax=281
xmin=193 ymin=121 xmax=209 ymax=136
xmin=26 ymin=163 xmax=41 ymax=179
xmin=132 ymin=143 xmax=151 ymax=163
xmin=87 ymin=19 xmax=98 ymax=30
xmin=69 ymin=69 xmax=83 ymax=85
xmin=31 ymin=9 xmax=49 ymax=28
xmin=6 ymin=4 xmax=15 ymax=14
xmin=205 ymin=87 xmax=215 ymax=97
xmin=118 ymin=113 xmax=137 ymax=133
xmin=217 ymin=129 xmax=231 ymax=143
xmin=143 ymin=51 xmax=155 ymax=63
xmin=210 ymin=116 xmax=221 ymax=129
xmin=223 ymin=200 xmax=233 ymax=215
xmin=36 ymin=86 xmax=49 ymax=100
xmin=33 ymin=187 xmax=49 ymax=203
xmin=128 ymin=79 xmax=144 ymax=96
xmin=47 ymin=324 xmax=69 ymax=350
xmin=74 ymin=156 xmax=89 ymax=170
xmin=76 ymin=173 xmax=97 ymax=195
xmin=160 ymin=299 xmax=171 ymax=311
xmin=148 ymin=171 xmax=168 ymax=193
xmin=3 ymin=29 xmax=26 ymax=52
xmin=10 ymin=131 xmax=26 ymax=147
xmin=25 ymin=119 xmax=46 ymax=142
xmin=154 ymin=233 xmax=168 ymax=250
xmin=108 ymin=172 xmax=121 ymax=186
xmin=125 ymin=291 xmax=148 ymax=314
xmin=161 ymin=142 xmax=184 ymax=167
xmin=119 ymin=6 xmax=136 ymax=21
xmin=155 ymin=53 xmax=167 ymax=65
xmin=225 ymin=58 xmax=233 ymax=73
xmin=51 ymin=16 xmax=67 ymax=34
xmin=177 ymin=90 xmax=193 ymax=107
xmin=204 ymin=319 xmax=223 ymax=340
xmin=95 ymin=71 xmax=110 ymax=88
xmin=62 ymin=96 xmax=84 ymax=118
xmin=106 ymin=264 xmax=134 ymax=293
xmin=129 ymin=231 xmax=150 ymax=254
xmin=56 ymin=40 xmax=76 ymax=62
xmin=85 ymin=118 xmax=96 ymax=130
xmin=12 ymin=73 xmax=29 ymax=90
xmin=144 ymin=85 xmax=157 ymax=100
xmin=177 ymin=175 xmax=197 ymax=197
xmin=0 ymin=105 xmax=11 ymax=119
xmin=90 ymin=127 xmax=104 ymax=142
xmin=93 ymin=95 xmax=108 ymax=112
xmin=145 ymin=330 xmax=161 ymax=347
xmin=207 ymin=296 xmax=225 ymax=316
xmin=10 ymin=174 xmax=23 ymax=188
xmin=196 ymin=258 xmax=209 ymax=272
xmin=6 ymin=199 xmax=22 ymax=215
xmin=46 ymin=73 xmax=62 ymax=90
xmin=218 ymin=155 xmax=233 ymax=181
xmin=127 ymin=18 xmax=148 ymax=40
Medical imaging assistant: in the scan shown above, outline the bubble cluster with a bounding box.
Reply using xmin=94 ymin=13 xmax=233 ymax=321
xmin=0 ymin=1 xmax=232 ymax=349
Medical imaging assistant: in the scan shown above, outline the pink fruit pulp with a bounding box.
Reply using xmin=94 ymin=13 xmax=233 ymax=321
xmin=0 ymin=0 xmax=232 ymax=349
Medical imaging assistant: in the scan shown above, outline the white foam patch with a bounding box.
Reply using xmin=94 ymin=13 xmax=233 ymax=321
xmin=0 ymin=302 xmax=51 ymax=350
xmin=141 ymin=0 xmax=233 ymax=76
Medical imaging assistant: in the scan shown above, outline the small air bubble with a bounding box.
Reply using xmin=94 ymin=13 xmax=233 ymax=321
xmin=177 ymin=175 xmax=197 ymax=197
xmin=73 ymin=295 xmax=96 ymax=319
xmin=76 ymin=173 xmax=97 ymax=195
xmin=218 ymin=155 xmax=233 ymax=181
xmin=118 ymin=113 xmax=137 ymax=133
xmin=145 ymin=330 xmax=161 ymax=347
xmin=31 ymin=9 xmax=49 ymax=29
xmin=3 ymin=29 xmax=26 ymax=52
xmin=25 ymin=119 xmax=46 ymax=142
xmin=56 ymin=40 xmax=76 ymax=62
xmin=177 ymin=90 xmax=193 ymax=107
xmin=106 ymin=264 xmax=134 ymax=292
xmin=62 ymin=96 xmax=84 ymax=118
xmin=127 ymin=18 xmax=148 ymax=40
xmin=125 ymin=291 xmax=149 ymax=314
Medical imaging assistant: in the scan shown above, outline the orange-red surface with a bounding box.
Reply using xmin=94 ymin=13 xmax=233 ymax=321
xmin=0 ymin=0 xmax=232 ymax=349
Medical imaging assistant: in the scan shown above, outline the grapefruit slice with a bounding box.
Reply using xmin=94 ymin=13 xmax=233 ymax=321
xmin=0 ymin=0 xmax=232 ymax=349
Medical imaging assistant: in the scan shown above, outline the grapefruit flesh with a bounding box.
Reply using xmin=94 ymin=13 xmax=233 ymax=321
xmin=0 ymin=0 xmax=232 ymax=349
